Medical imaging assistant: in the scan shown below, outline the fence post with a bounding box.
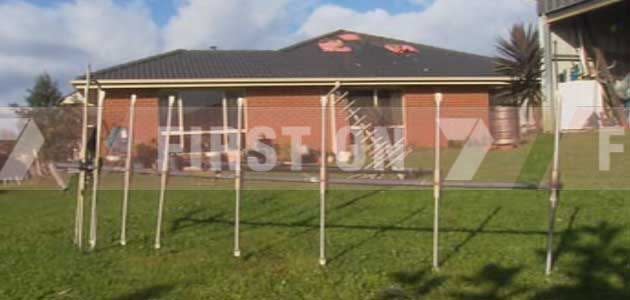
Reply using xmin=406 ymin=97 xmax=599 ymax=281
xmin=74 ymin=67 xmax=90 ymax=249
xmin=545 ymin=94 xmax=562 ymax=275
xmin=319 ymin=95 xmax=328 ymax=266
xmin=155 ymin=96 xmax=175 ymax=249
xmin=177 ymin=97 xmax=184 ymax=149
xmin=234 ymin=97 xmax=244 ymax=257
xmin=433 ymin=92 xmax=443 ymax=270
xmin=120 ymin=94 xmax=137 ymax=246
xmin=88 ymin=88 xmax=106 ymax=250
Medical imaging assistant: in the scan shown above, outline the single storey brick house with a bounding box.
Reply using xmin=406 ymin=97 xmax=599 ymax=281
xmin=72 ymin=30 xmax=508 ymax=167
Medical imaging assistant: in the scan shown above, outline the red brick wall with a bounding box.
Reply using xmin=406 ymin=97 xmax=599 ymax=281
xmin=246 ymin=87 xmax=329 ymax=153
xmin=405 ymin=87 xmax=437 ymax=148
xmin=98 ymin=86 xmax=490 ymax=157
xmin=246 ymin=86 xmax=489 ymax=151
xmin=405 ymin=86 xmax=490 ymax=148
xmin=102 ymin=89 xmax=160 ymax=157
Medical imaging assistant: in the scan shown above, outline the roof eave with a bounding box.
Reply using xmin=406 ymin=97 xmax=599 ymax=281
xmin=542 ymin=0 xmax=623 ymax=23
xmin=71 ymin=76 xmax=511 ymax=89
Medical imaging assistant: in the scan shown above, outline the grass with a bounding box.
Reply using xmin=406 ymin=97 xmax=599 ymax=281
xmin=0 ymin=187 xmax=628 ymax=299
xmin=0 ymin=131 xmax=629 ymax=299
xmin=407 ymin=131 xmax=630 ymax=188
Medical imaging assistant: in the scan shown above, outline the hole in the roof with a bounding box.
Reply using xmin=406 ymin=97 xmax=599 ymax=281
xmin=318 ymin=38 xmax=352 ymax=53
xmin=337 ymin=33 xmax=361 ymax=41
xmin=385 ymin=44 xmax=419 ymax=55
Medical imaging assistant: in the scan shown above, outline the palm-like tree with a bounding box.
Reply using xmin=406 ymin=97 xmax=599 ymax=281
xmin=495 ymin=24 xmax=543 ymax=127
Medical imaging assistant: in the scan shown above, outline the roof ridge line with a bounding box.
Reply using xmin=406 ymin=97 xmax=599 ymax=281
xmin=186 ymin=49 xmax=276 ymax=53
xmin=343 ymin=30 xmax=495 ymax=60
xmin=84 ymin=49 xmax=187 ymax=79
xmin=279 ymin=29 xmax=347 ymax=51
xmin=280 ymin=29 xmax=494 ymax=60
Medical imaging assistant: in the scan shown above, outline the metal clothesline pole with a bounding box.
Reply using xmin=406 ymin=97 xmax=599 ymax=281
xmin=88 ymin=88 xmax=106 ymax=250
xmin=74 ymin=66 xmax=90 ymax=249
xmin=120 ymin=94 xmax=137 ymax=246
xmin=330 ymin=84 xmax=339 ymax=156
xmin=234 ymin=97 xmax=244 ymax=257
xmin=433 ymin=92 xmax=443 ymax=270
xmin=177 ymin=97 xmax=185 ymax=149
xmin=155 ymin=96 xmax=175 ymax=249
xmin=319 ymin=95 xmax=329 ymax=266
xmin=222 ymin=93 xmax=229 ymax=153
xmin=545 ymin=94 xmax=562 ymax=275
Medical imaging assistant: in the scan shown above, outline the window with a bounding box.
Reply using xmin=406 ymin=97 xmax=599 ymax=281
xmin=347 ymin=89 xmax=403 ymax=127
xmin=159 ymin=90 xmax=244 ymax=152
xmin=377 ymin=90 xmax=403 ymax=127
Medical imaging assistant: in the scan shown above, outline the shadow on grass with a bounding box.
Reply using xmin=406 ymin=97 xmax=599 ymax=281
xmin=375 ymin=269 xmax=447 ymax=300
xmin=169 ymin=190 xmax=380 ymax=237
xmin=113 ymin=284 xmax=176 ymax=300
xmin=244 ymin=192 xmax=296 ymax=222
xmin=330 ymin=206 xmax=426 ymax=263
xmin=170 ymin=210 xmax=227 ymax=233
xmin=198 ymin=221 xmax=551 ymax=236
xmin=451 ymin=264 xmax=526 ymax=300
xmin=242 ymin=190 xmax=383 ymax=260
xmin=440 ymin=207 xmax=502 ymax=266
xmin=535 ymin=221 xmax=630 ymax=300
xmin=376 ymin=264 xmax=525 ymax=300
xmin=551 ymin=206 xmax=580 ymax=269
xmin=266 ymin=190 xmax=384 ymax=229
xmin=376 ymin=221 xmax=629 ymax=300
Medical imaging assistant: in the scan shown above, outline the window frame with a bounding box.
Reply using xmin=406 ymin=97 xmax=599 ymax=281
xmin=158 ymin=89 xmax=246 ymax=153
xmin=347 ymin=88 xmax=406 ymax=130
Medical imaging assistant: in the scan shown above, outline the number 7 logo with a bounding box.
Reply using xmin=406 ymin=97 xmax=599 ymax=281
xmin=0 ymin=119 xmax=44 ymax=181
xmin=440 ymin=118 xmax=493 ymax=181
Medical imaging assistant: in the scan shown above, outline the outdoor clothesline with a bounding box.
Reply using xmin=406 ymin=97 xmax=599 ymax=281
xmin=73 ymin=69 xmax=563 ymax=275
xmin=160 ymin=129 xmax=246 ymax=136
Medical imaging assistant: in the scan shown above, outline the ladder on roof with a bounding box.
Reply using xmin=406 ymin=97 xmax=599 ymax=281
xmin=333 ymin=91 xmax=410 ymax=176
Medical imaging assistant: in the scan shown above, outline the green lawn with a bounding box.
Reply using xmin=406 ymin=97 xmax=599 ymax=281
xmin=0 ymin=187 xmax=628 ymax=299
xmin=0 ymin=131 xmax=629 ymax=299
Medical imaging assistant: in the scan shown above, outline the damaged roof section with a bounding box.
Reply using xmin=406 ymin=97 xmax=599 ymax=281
xmin=316 ymin=31 xmax=419 ymax=55
xmin=81 ymin=29 xmax=499 ymax=81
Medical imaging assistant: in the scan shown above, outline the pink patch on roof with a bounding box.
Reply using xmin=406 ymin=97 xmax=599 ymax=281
xmin=337 ymin=33 xmax=361 ymax=41
xmin=385 ymin=44 xmax=419 ymax=55
xmin=318 ymin=39 xmax=352 ymax=52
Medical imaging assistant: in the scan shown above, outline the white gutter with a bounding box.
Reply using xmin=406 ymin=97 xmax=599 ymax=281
xmin=72 ymin=77 xmax=511 ymax=89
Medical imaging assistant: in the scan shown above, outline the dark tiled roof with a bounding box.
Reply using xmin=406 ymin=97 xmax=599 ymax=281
xmin=84 ymin=30 xmax=499 ymax=80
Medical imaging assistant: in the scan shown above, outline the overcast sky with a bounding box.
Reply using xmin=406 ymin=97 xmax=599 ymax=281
xmin=0 ymin=0 xmax=538 ymax=105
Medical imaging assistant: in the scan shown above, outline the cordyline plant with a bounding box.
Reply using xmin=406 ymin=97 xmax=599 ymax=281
xmin=494 ymin=23 xmax=543 ymax=112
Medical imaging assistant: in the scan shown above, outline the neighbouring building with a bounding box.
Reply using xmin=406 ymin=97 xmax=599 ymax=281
xmin=71 ymin=29 xmax=509 ymax=169
xmin=538 ymin=0 xmax=630 ymax=130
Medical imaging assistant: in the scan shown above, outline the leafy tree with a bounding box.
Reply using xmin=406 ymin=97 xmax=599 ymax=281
xmin=17 ymin=73 xmax=81 ymax=163
xmin=24 ymin=73 xmax=62 ymax=107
